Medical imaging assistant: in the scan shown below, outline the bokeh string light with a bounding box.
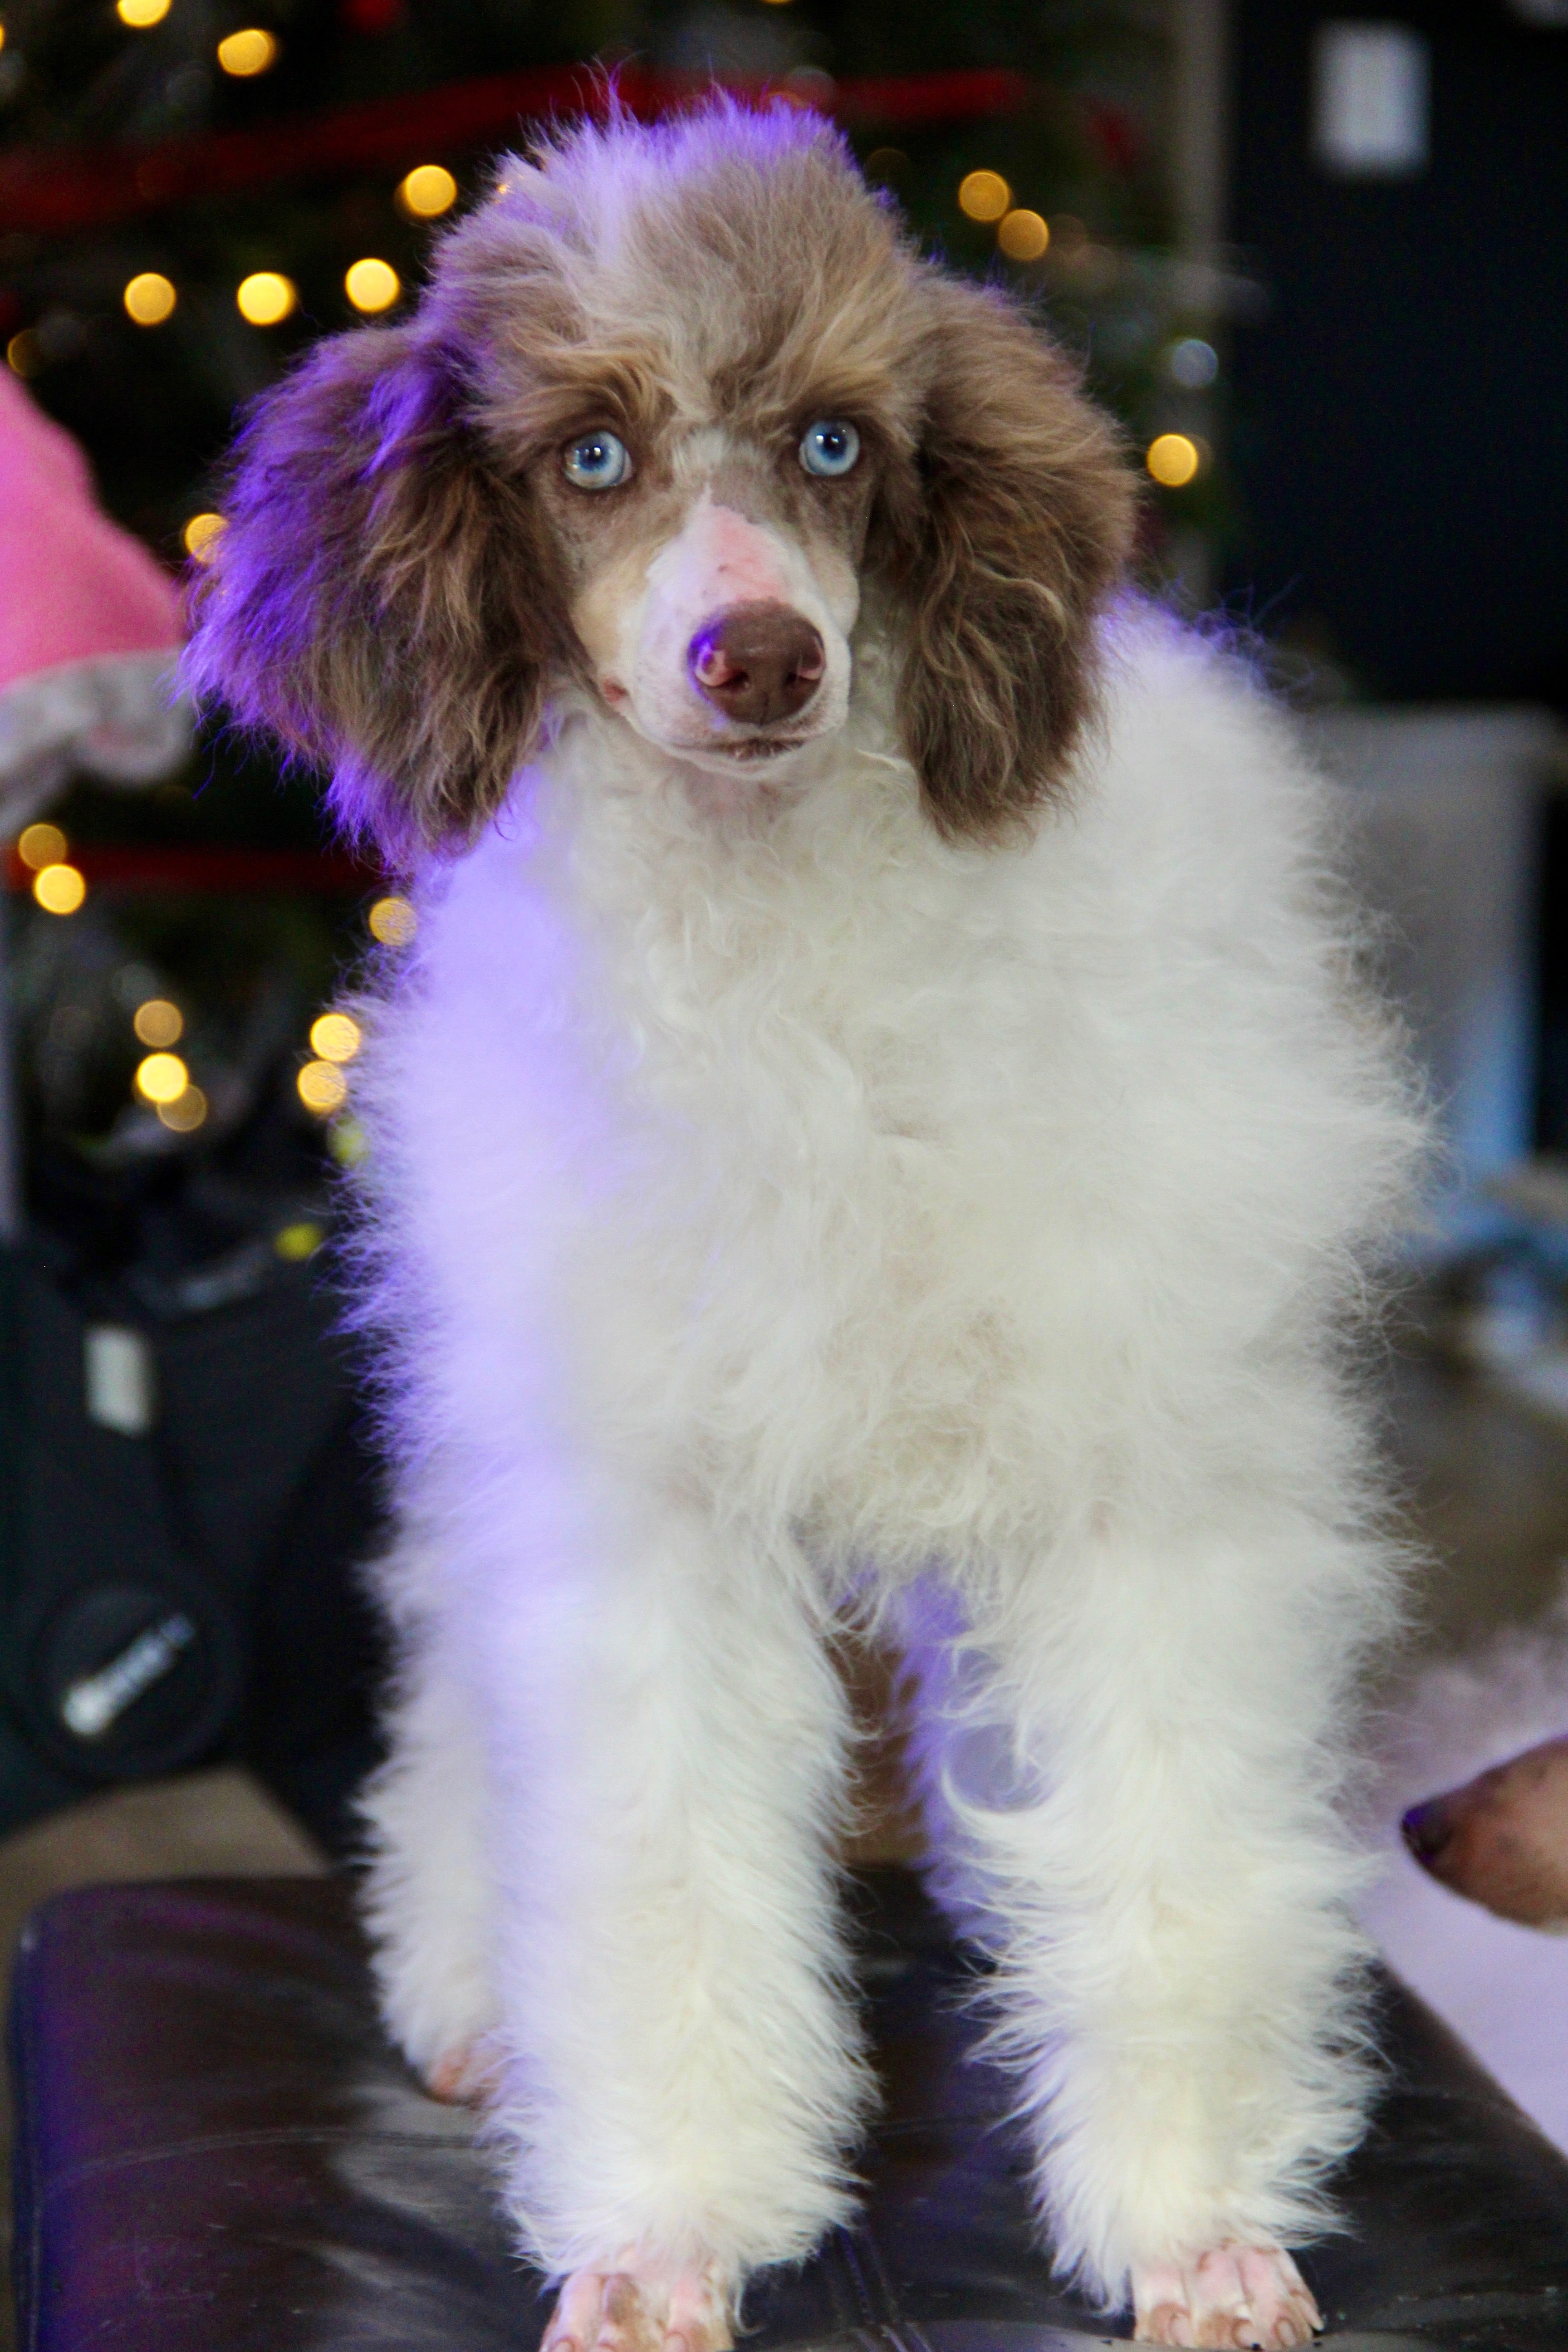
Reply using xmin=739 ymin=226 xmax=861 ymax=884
xmin=298 ymin=1059 xmax=348 ymax=1115
xmin=216 ymin=29 xmax=278 ymax=76
xmin=310 ymin=1011 xmax=362 ymax=1063
xmin=123 ymin=272 xmax=176 ymax=324
xmin=997 ymin=209 xmax=1049 ymax=261
xmin=274 ymin=1220 xmax=323 ymax=1261
xmin=368 ymin=895 xmax=416 ymax=946
xmin=236 ymin=272 xmax=297 ymax=326
xmin=1164 ymin=337 xmax=1219 ymax=390
xmin=157 ymin=1086 xmax=207 ymax=1132
xmin=397 ymin=165 xmax=458 ymax=220
xmin=17 ymin=822 xmax=66 ymax=871
xmin=116 ymin=0 xmax=170 ymax=24
xmin=133 ymin=998 xmax=183 ymax=1048
xmin=328 ymin=1116 xmax=368 ymax=1167
xmin=958 ymin=170 xmax=1010 ymax=222
xmin=1146 ymin=432 xmax=1203 ymax=488
xmin=135 ymin=1051 xmax=188 ymax=1105
xmin=183 ymin=512 xmax=226 ymax=561
xmin=345 ymin=258 xmax=400 ymax=314
xmin=32 ymin=862 xmax=85 ymax=915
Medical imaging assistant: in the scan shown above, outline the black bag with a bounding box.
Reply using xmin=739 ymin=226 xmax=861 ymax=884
xmin=0 ymin=1233 xmax=387 ymax=1852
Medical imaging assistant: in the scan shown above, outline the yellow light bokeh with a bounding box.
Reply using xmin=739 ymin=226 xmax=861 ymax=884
xmin=327 ymin=1114 xmax=368 ymax=1167
xmin=298 ymin=1059 xmax=348 ymax=1115
xmin=183 ymin=511 xmax=226 ymax=562
xmin=17 ymin=822 xmax=66 ymax=871
xmin=958 ymin=170 xmax=1011 ymax=224
xmin=216 ymin=27 xmax=277 ymax=75
xmin=1146 ymin=431 xmax=1202 ymax=489
xmin=274 ymin=1219 xmax=323 ymax=1261
xmin=397 ymin=164 xmax=458 ymax=220
xmin=997 ymin=209 xmax=1049 ymax=262
xmin=344 ymin=257 xmax=400 ymax=314
xmin=117 ymin=0 xmax=171 ymax=23
xmin=236 ymin=271 xmax=297 ymax=326
xmin=309 ymin=1010 xmax=362 ymax=1064
xmin=7 ymin=330 xmax=41 ymax=379
xmin=368 ymin=894 xmax=416 ymax=946
xmin=157 ymin=1084 xmax=207 ymax=1133
xmin=33 ymin=862 xmax=85 ymax=915
xmin=135 ymin=1051 xmax=188 ymax=1105
xmin=123 ymin=270 xmax=176 ymax=325
xmin=133 ymin=997 xmax=183 ymax=1048
xmin=0 ymin=28 xmax=6 ymax=52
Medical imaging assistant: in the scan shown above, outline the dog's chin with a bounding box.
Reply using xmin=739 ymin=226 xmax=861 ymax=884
xmin=679 ymin=735 xmax=822 ymax=774
xmin=677 ymin=730 xmax=847 ymax=827
xmin=618 ymin=706 xmax=848 ymax=798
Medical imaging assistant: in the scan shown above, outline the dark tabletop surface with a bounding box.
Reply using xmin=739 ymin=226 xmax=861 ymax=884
xmin=9 ymin=1870 xmax=1568 ymax=2350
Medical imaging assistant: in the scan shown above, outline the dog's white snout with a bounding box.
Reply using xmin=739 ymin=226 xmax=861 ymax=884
xmin=688 ymin=603 xmax=826 ymax=729
xmin=618 ymin=492 xmax=855 ymax=761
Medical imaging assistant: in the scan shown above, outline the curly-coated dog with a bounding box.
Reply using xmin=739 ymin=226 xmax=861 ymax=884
xmin=188 ymin=100 xmax=1422 ymax=2351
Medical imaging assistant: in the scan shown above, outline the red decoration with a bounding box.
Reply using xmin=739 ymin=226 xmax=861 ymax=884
xmin=0 ymin=65 xmax=1033 ymax=238
xmin=3 ymin=843 xmax=380 ymax=895
xmin=341 ymin=0 xmax=407 ymax=33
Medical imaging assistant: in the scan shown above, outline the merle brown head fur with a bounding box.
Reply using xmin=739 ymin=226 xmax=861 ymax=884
xmin=185 ymin=102 xmax=1135 ymax=859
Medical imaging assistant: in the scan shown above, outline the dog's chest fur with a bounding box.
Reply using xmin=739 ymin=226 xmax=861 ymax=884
xmin=381 ymin=724 xmax=1105 ymax=1563
xmin=366 ymin=631 xmax=1377 ymax=1578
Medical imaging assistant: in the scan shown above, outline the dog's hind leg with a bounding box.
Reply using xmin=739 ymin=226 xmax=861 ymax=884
xmin=457 ymin=1472 xmax=870 ymax=2347
xmin=911 ymin=1493 xmax=1390 ymax=2342
xmin=359 ymin=1608 xmax=502 ymax=2096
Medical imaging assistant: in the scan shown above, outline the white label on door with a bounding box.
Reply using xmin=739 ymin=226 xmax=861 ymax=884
xmin=83 ymin=1324 xmax=157 ymax=1437
xmin=1313 ymin=23 xmax=1431 ymax=177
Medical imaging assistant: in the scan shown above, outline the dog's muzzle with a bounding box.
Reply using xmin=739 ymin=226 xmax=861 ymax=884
xmin=687 ymin=602 xmax=825 ymax=730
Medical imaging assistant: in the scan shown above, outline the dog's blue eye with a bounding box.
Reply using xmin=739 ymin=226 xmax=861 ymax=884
xmin=563 ymin=431 xmax=631 ymax=490
xmin=799 ymin=421 xmax=861 ymax=479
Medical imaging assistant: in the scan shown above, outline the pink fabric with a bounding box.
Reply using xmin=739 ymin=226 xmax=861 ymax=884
xmin=0 ymin=370 xmax=180 ymax=691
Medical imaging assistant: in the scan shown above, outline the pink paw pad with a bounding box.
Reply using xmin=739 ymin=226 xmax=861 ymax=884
xmin=541 ymin=2257 xmax=732 ymax=2352
xmin=422 ymin=2040 xmax=502 ymax=2106
xmin=1132 ymin=2244 xmax=1323 ymax=2348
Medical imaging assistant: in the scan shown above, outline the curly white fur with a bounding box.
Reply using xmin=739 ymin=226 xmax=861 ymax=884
xmin=348 ymin=601 xmax=1422 ymax=2315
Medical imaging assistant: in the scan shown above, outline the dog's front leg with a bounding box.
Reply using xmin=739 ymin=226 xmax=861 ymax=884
xmin=919 ymin=1498 xmax=1384 ymax=2346
xmin=462 ymin=1478 xmax=869 ymax=2352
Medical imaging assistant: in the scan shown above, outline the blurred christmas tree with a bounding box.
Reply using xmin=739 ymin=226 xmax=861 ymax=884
xmin=0 ymin=0 xmax=1235 ymax=1186
xmin=0 ymin=0 xmax=1227 ymax=604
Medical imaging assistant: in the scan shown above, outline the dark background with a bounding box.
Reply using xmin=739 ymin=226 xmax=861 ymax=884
xmin=1228 ymin=0 xmax=1568 ymax=706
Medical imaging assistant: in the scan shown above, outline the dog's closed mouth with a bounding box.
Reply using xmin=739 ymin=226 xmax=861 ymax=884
xmin=714 ymin=736 xmax=808 ymax=761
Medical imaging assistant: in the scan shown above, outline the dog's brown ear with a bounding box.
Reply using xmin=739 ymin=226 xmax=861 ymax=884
xmin=186 ymin=323 xmax=572 ymax=861
xmin=883 ymin=276 xmax=1137 ymax=838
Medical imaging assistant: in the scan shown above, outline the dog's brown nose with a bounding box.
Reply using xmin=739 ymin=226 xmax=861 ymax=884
xmin=688 ymin=602 xmax=825 ymax=727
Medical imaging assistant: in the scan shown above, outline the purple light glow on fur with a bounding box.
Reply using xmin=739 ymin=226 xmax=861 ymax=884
xmin=185 ymin=89 xmax=1131 ymax=863
xmin=182 ymin=99 xmax=1423 ymax=2347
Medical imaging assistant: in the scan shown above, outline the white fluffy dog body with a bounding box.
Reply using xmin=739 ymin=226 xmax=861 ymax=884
xmin=190 ymin=105 xmax=1420 ymax=2350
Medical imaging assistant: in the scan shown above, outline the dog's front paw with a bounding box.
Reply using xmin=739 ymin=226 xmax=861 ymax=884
xmin=541 ymin=2257 xmax=731 ymax=2352
xmin=1132 ymin=2245 xmax=1321 ymax=2348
